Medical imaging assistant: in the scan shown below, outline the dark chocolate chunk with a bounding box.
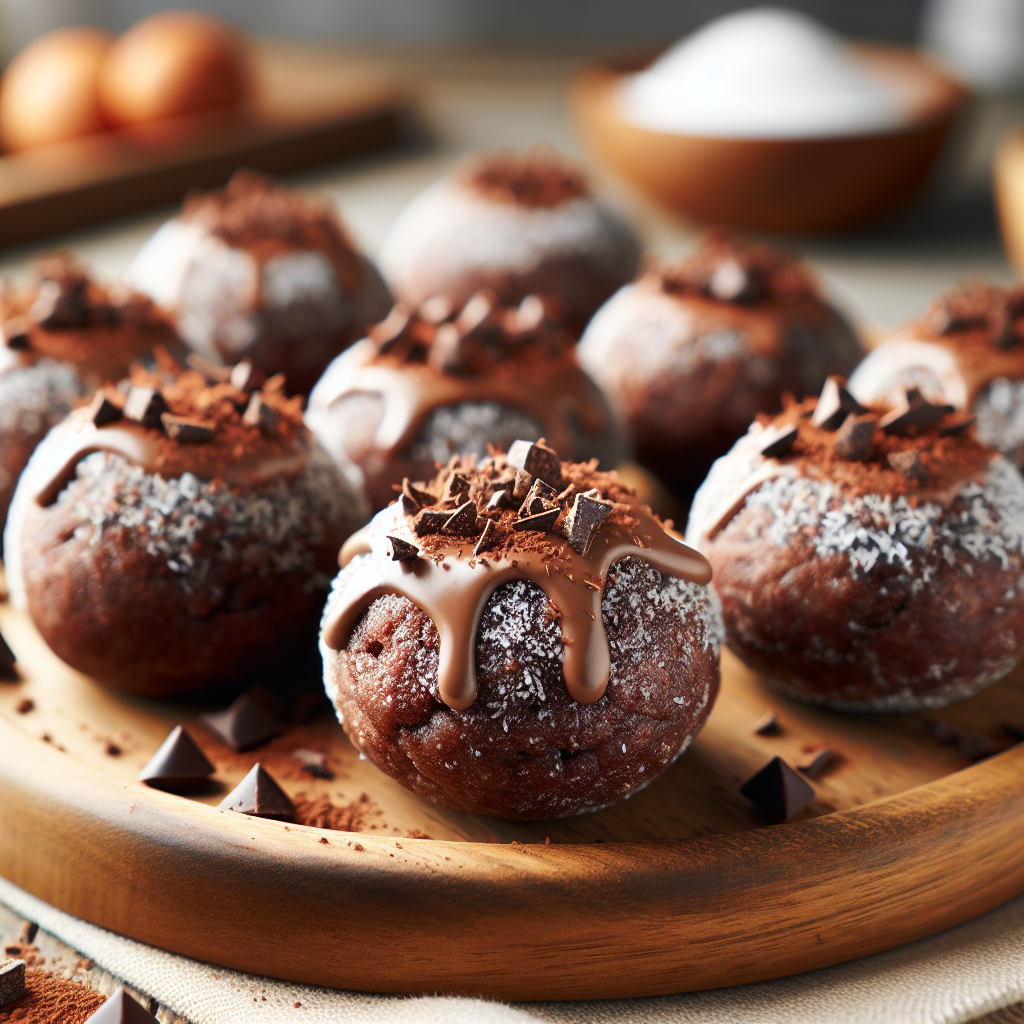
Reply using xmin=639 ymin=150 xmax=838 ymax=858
xmin=402 ymin=478 xmax=434 ymax=511
xmin=30 ymin=277 xmax=87 ymax=330
xmin=229 ymin=359 xmax=266 ymax=393
xmin=0 ymin=959 xmax=26 ymax=1011
xmin=160 ymin=414 xmax=214 ymax=443
xmin=565 ymin=489 xmax=612 ymax=555
xmin=834 ymin=413 xmax=876 ymax=461
xmin=0 ymin=630 xmax=17 ymax=680
xmin=414 ymin=508 xmax=450 ymax=536
xmin=138 ymin=725 xmax=215 ymax=793
xmin=387 ymin=535 xmax=419 ymax=561
xmin=519 ymin=478 xmax=557 ymax=517
xmin=443 ymin=471 xmax=471 ymax=503
xmin=200 ymin=694 xmax=282 ymax=752
xmin=507 ymin=439 xmax=562 ymax=486
xmin=186 ymin=353 xmax=232 ymax=383
xmin=940 ymin=416 xmax=975 ymax=437
xmin=292 ymin=747 xmax=334 ymax=779
xmin=242 ymin=393 xmax=279 ymax=435
xmin=218 ymin=763 xmax=293 ymax=821
xmin=740 ymin=756 xmax=815 ymax=820
xmin=752 ymin=711 xmax=780 ymax=736
xmin=759 ymin=426 xmax=798 ymax=459
xmin=89 ymin=392 xmax=124 ymax=428
xmin=442 ymin=500 xmax=480 ymax=537
xmin=811 ymin=376 xmax=867 ymax=431
xmin=486 ymin=489 xmax=511 ymax=512
xmin=512 ymin=469 xmax=532 ymax=499
xmin=122 ymin=387 xmax=169 ymax=430
xmin=85 ymin=986 xmax=159 ymax=1024
xmin=1 ymin=316 xmax=31 ymax=350
xmin=796 ymin=748 xmax=837 ymax=778
xmin=369 ymin=305 xmax=411 ymax=352
xmin=887 ymin=449 xmax=928 ymax=482
xmin=512 ymin=507 xmax=560 ymax=533
xmin=879 ymin=388 xmax=954 ymax=435
xmin=473 ymin=519 xmax=499 ymax=556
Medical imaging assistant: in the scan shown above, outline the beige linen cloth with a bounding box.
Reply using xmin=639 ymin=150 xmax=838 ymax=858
xmin=1 ymin=877 xmax=1022 ymax=1024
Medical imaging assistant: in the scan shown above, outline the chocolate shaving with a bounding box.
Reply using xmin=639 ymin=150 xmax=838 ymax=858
xmin=200 ymin=694 xmax=282 ymax=752
xmin=507 ymin=439 xmax=562 ymax=487
xmin=387 ymin=535 xmax=419 ymax=561
xmin=512 ymin=507 xmax=560 ymax=533
xmin=88 ymin=392 xmax=124 ymax=428
xmin=123 ymin=386 xmax=169 ymax=429
xmin=161 ymin=414 xmax=215 ymax=443
xmin=186 ymin=353 xmax=232 ymax=383
xmin=834 ymin=413 xmax=876 ymax=461
xmin=565 ymin=489 xmax=612 ymax=555
xmin=242 ymin=393 xmax=279 ymax=436
xmin=811 ymin=376 xmax=867 ymax=431
xmin=752 ymin=711 xmax=780 ymax=736
xmin=442 ymin=500 xmax=480 ymax=537
xmin=138 ymin=725 xmax=215 ymax=793
xmin=415 ymin=508 xmax=450 ymax=535
xmin=443 ymin=471 xmax=471 ymax=503
xmin=759 ymin=427 xmax=798 ymax=459
xmin=887 ymin=449 xmax=928 ymax=482
xmin=218 ymin=764 xmax=293 ymax=821
xmin=740 ymin=757 xmax=815 ymax=820
xmin=229 ymin=359 xmax=267 ymax=393
xmin=473 ymin=519 xmax=499 ymax=556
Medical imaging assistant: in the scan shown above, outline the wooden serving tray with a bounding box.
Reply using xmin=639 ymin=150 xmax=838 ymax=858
xmin=0 ymin=42 xmax=407 ymax=250
xmin=0 ymin=601 xmax=1021 ymax=1001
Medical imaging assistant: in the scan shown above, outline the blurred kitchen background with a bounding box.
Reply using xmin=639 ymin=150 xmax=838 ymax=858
xmin=4 ymin=0 xmax=1024 ymax=329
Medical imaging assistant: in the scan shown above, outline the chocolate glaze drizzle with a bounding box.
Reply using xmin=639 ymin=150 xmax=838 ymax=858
xmin=321 ymin=445 xmax=710 ymax=710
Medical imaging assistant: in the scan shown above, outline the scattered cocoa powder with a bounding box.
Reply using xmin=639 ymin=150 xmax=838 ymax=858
xmin=465 ymin=149 xmax=588 ymax=209
xmin=292 ymin=793 xmax=377 ymax=832
xmin=0 ymin=967 xmax=105 ymax=1024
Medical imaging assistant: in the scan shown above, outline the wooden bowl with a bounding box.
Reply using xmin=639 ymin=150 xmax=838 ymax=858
xmin=570 ymin=45 xmax=967 ymax=233
xmin=994 ymin=125 xmax=1024 ymax=274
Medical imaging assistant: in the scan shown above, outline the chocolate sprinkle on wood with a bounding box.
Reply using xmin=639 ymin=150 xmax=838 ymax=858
xmin=759 ymin=426 xmax=799 ymax=459
xmin=218 ymin=764 xmax=294 ymax=821
xmin=200 ymin=694 xmax=282 ymax=752
xmin=752 ymin=712 xmax=780 ymax=736
xmin=387 ymin=535 xmax=420 ymax=561
xmin=138 ymin=725 xmax=215 ymax=793
xmin=740 ymin=757 xmax=815 ymax=820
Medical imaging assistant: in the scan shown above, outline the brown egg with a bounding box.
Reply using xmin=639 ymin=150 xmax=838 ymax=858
xmin=0 ymin=26 xmax=114 ymax=151
xmin=98 ymin=10 xmax=249 ymax=126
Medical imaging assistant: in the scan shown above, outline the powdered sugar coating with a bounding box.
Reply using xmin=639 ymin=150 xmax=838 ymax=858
xmin=0 ymin=360 xmax=86 ymax=438
xmin=688 ymin=429 xmax=1024 ymax=711
xmin=321 ymin=553 xmax=722 ymax=818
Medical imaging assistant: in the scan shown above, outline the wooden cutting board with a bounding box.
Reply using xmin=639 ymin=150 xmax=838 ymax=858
xmin=0 ymin=600 xmax=1021 ymax=1000
xmin=0 ymin=42 xmax=408 ymax=250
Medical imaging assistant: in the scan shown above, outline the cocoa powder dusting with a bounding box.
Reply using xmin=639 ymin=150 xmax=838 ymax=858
xmin=292 ymin=792 xmax=377 ymax=832
xmin=760 ymin=394 xmax=991 ymax=502
xmin=465 ymin=149 xmax=588 ymax=209
xmin=0 ymin=967 xmax=105 ymax=1024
